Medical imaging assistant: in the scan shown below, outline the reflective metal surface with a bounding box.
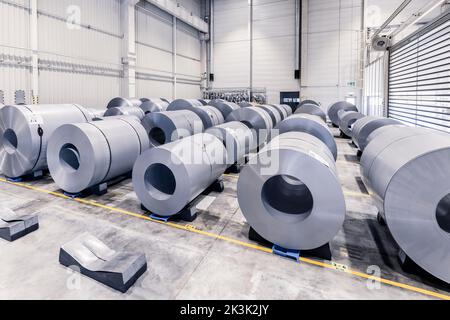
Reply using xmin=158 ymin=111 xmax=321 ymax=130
xmin=338 ymin=111 xmax=365 ymax=138
xmin=327 ymin=101 xmax=358 ymax=126
xmin=103 ymin=106 xmax=145 ymax=120
xmin=295 ymin=103 xmax=327 ymax=122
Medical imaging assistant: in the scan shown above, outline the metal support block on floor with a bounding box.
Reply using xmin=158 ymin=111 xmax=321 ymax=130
xmin=59 ymin=233 xmax=147 ymax=293
xmin=6 ymin=170 xmax=44 ymax=183
xmin=248 ymin=227 xmax=332 ymax=261
xmin=0 ymin=208 xmax=39 ymax=242
xmin=63 ymin=173 xmax=131 ymax=199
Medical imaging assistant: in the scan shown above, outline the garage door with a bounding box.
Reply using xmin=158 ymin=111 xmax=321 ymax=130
xmin=388 ymin=11 xmax=450 ymax=133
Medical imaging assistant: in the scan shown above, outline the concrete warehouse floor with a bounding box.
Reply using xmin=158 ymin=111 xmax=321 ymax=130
xmin=1 ymin=127 xmax=449 ymax=300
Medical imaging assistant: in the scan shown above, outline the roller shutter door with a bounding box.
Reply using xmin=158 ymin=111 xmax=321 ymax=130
xmin=388 ymin=12 xmax=450 ymax=133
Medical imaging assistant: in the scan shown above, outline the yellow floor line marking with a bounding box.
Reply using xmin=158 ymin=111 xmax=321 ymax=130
xmin=1 ymin=178 xmax=448 ymax=300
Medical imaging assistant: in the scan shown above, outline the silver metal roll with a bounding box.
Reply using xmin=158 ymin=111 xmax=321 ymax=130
xmin=167 ymin=99 xmax=204 ymax=110
xmin=139 ymin=99 xmax=170 ymax=114
xmin=352 ymin=116 xmax=403 ymax=151
xmin=299 ymin=100 xmax=320 ymax=108
xmin=327 ymin=101 xmax=358 ymax=126
xmin=280 ymin=104 xmax=293 ymax=117
xmin=87 ymin=108 xmax=106 ymax=120
xmin=338 ymin=111 xmax=365 ymax=138
xmin=167 ymin=99 xmax=223 ymax=128
xmin=198 ymin=99 xmax=210 ymax=106
xmin=273 ymin=114 xmax=338 ymax=160
xmin=226 ymin=107 xmax=273 ymax=149
xmin=133 ymin=133 xmax=227 ymax=217
xmin=269 ymin=104 xmax=288 ymax=120
xmin=205 ymin=121 xmax=254 ymax=165
xmin=103 ymin=106 xmax=145 ymax=120
xmin=142 ymin=110 xmax=204 ymax=147
xmin=209 ymin=99 xmax=241 ymax=119
xmin=238 ymin=132 xmax=346 ymax=250
xmin=257 ymin=105 xmax=282 ymax=127
xmin=47 ymin=117 xmax=149 ymax=194
xmin=0 ymin=104 xmax=93 ymax=178
xmin=295 ymin=103 xmax=327 ymax=122
xmin=106 ymin=97 xmax=143 ymax=109
xmin=239 ymin=102 xmax=256 ymax=108
xmin=360 ymin=126 xmax=450 ymax=284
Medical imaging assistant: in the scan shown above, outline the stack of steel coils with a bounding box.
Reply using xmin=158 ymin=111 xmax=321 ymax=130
xmin=47 ymin=117 xmax=150 ymax=194
xmin=106 ymin=97 xmax=143 ymax=109
xmin=226 ymin=107 xmax=273 ymax=149
xmin=168 ymin=99 xmax=224 ymax=129
xmin=140 ymin=98 xmax=170 ymax=114
xmin=142 ymin=110 xmax=204 ymax=147
xmin=327 ymin=101 xmax=358 ymax=127
xmin=103 ymin=106 xmax=145 ymax=120
xmin=361 ymin=125 xmax=450 ymax=284
xmin=0 ymin=104 xmax=93 ymax=179
xmin=352 ymin=116 xmax=404 ymax=152
xmin=337 ymin=110 xmax=365 ymax=138
xmin=209 ymin=99 xmax=241 ymax=119
xmin=295 ymin=103 xmax=327 ymax=122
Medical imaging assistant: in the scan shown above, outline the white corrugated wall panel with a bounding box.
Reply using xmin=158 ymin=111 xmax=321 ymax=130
xmin=0 ymin=0 xmax=31 ymax=104
xmin=213 ymin=0 xmax=251 ymax=88
xmin=252 ymin=0 xmax=299 ymax=103
xmin=304 ymin=0 xmax=363 ymax=108
xmin=137 ymin=79 xmax=173 ymax=99
xmin=36 ymin=0 xmax=122 ymax=108
xmin=176 ymin=83 xmax=201 ymax=98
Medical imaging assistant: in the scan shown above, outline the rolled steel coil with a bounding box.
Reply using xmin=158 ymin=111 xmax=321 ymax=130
xmin=0 ymin=104 xmax=93 ymax=178
xmin=266 ymin=104 xmax=287 ymax=121
xmin=133 ymin=133 xmax=227 ymax=217
xmin=273 ymin=114 xmax=338 ymax=160
xmin=103 ymin=106 xmax=145 ymax=120
xmin=338 ymin=111 xmax=365 ymax=138
xmin=280 ymin=104 xmax=293 ymax=117
xmin=47 ymin=117 xmax=149 ymax=194
xmin=142 ymin=110 xmax=204 ymax=147
xmin=87 ymin=108 xmax=106 ymax=120
xmin=299 ymin=100 xmax=320 ymax=108
xmin=198 ymin=99 xmax=210 ymax=106
xmin=106 ymin=97 xmax=143 ymax=109
xmin=139 ymin=99 xmax=170 ymax=114
xmin=294 ymin=103 xmax=327 ymax=122
xmin=205 ymin=121 xmax=254 ymax=165
xmin=257 ymin=105 xmax=282 ymax=127
xmin=239 ymin=102 xmax=257 ymax=108
xmin=327 ymin=101 xmax=358 ymax=126
xmin=209 ymin=99 xmax=241 ymax=119
xmin=352 ymin=117 xmax=403 ymax=152
xmin=226 ymin=107 xmax=273 ymax=149
xmin=167 ymin=99 xmax=204 ymax=110
xmin=360 ymin=126 xmax=450 ymax=284
xmin=238 ymin=132 xmax=346 ymax=250
xmin=167 ymin=99 xmax=223 ymax=129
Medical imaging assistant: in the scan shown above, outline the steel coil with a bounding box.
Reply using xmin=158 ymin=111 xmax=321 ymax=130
xmin=133 ymin=133 xmax=227 ymax=217
xmin=0 ymin=104 xmax=93 ymax=178
xmin=106 ymin=97 xmax=143 ymax=109
xmin=327 ymin=101 xmax=358 ymax=126
xmin=294 ymin=103 xmax=327 ymax=122
xmin=139 ymin=99 xmax=170 ymax=114
xmin=257 ymin=105 xmax=282 ymax=127
xmin=268 ymin=104 xmax=288 ymax=121
xmin=273 ymin=114 xmax=338 ymax=160
xmin=338 ymin=111 xmax=365 ymax=138
xmin=209 ymin=99 xmax=241 ymax=119
xmin=142 ymin=110 xmax=203 ymax=147
xmin=167 ymin=99 xmax=223 ymax=128
xmin=47 ymin=117 xmax=149 ymax=194
xmin=361 ymin=126 xmax=450 ymax=284
xmin=299 ymin=100 xmax=320 ymax=108
xmin=205 ymin=121 xmax=254 ymax=165
xmin=352 ymin=117 xmax=403 ymax=151
xmin=226 ymin=107 xmax=273 ymax=148
xmin=238 ymin=132 xmax=346 ymax=250
xmin=103 ymin=106 xmax=145 ymax=120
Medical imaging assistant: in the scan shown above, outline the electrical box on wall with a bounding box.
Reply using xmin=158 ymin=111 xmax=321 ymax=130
xmin=294 ymin=70 xmax=300 ymax=79
xmin=209 ymin=73 xmax=215 ymax=82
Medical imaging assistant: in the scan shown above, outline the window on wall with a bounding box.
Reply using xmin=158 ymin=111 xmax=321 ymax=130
xmin=388 ymin=12 xmax=450 ymax=133
xmin=363 ymin=56 xmax=385 ymax=117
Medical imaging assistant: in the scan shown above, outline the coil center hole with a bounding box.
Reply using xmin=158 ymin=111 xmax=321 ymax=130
xmin=262 ymin=175 xmax=313 ymax=216
xmin=149 ymin=127 xmax=166 ymax=146
xmin=2 ymin=129 xmax=18 ymax=153
xmin=144 ymin=163 xmax=176 ymax=201
xmin=436 ymin=193 xmax=450 ymax=234
xmin=59 ymin=144 xmax=80 ymax=172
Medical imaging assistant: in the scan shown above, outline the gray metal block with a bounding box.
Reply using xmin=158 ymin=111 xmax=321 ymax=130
xmin=0 ymin=208 xmax=39 ymax=242
xmin=59 ymin=233 xmax=147 ymax=293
